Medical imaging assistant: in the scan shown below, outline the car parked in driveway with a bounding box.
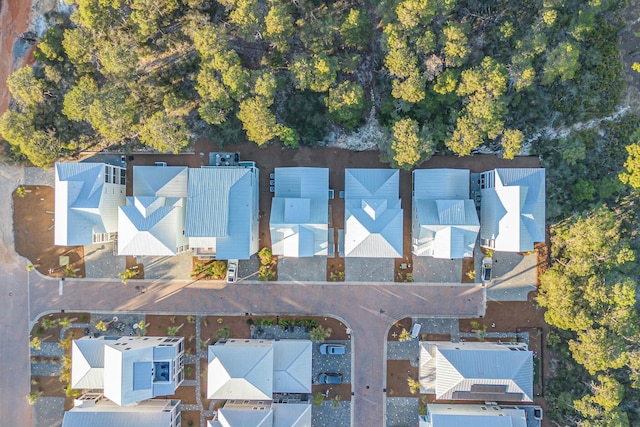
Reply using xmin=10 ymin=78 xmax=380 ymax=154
xmin=319 ymin=344 xmax=346 ymax=355
xmin=481 ymin=257 xmax=493 ymax=283
xmin=226 ymin=260 xmax=238 ymax=283
xmin=318 ymin=373 xmax=343 ymax=384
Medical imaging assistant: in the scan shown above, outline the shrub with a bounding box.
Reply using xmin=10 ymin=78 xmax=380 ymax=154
xmin=258 ymin=247 xmax=273 ymax=266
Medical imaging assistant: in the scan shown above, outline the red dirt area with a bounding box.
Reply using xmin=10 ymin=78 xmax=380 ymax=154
xmin=180 ymin=410 xmax=200 ymax=427
xmin=146 ymin=315 xmax=198 ymax=354
xmin=0 ymin=0 xmax=32 ymax=116
xmin=14 ymin=185 xmax=86 ymax=278
xmin=386 ymin=360 xmax=419 ymax=398
xmin=387 ymin=317 xmax=412 ymax=341
xmin=30 ymin=312 xmax=91 ymax=343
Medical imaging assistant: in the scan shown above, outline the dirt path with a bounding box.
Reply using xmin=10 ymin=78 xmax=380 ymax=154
xmin=0 ymin=0 xmax=33 ymax=116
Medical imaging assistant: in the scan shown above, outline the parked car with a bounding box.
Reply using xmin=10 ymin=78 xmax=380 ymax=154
xmin=318 ymin=373 xmax=343 ymax=384
xmin=481 ymin=257 xmax=493 ymax=283
xmin=319 ymin=344 xmax=346 ymax=355
xmin=226 ymin=260 xmax=238 ymax=283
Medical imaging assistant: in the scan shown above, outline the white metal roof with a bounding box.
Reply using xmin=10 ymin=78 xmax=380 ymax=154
xmin=423 ymin=404 xmax=526 ymax=427
xmin=62 ymin=398 xmax=179 ymax=427
xmin=55 ymin=162 xmax=125 ymax=245
xmin=207 ymin=341 xmax=274 ymax=400
xmin=207 ymin=340 xmax=312 ymax=401
xmin=217 ymin=408 xmax=273 ymax=427
xmin=413 ymin=199 xmax=479 ymax=259
xmin=272 ymin=403 xmax=312 ymax=427
xmin=412 ymin=169 xmax=478 ymax=259
xmin=273 ymin=341 xmax=312 ymax=393
xmin=133 ymin=166 xmax=188 ymax=197
xmin=480 ymin=168 xmax=545 ymax=252
xmin=270 ymin=168 xmax=329 ymax=257
xmin=419 ymin=342 xmax=533 ymax=402
xmin=71 ymin=338 xmax=107 ymax=389
xmin=343 ymin=169 xmax=403 ymax=258
xmin=413 ymin=169 xmax=470 ymax=199
xmin=117 ymin=196 xmax=187 ymax=256
xmin=186 ymin=166 xmax=259 ymax=259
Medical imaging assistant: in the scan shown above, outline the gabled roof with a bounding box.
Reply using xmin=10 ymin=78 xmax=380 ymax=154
xmin=413 ymin=199 xmax=479 ymax=259
xmin=272 ymin=403 xmax=312 ymax=427
xmin=480 ymin=168 xmax=545 ymax=252
xmin=55 ymin=162 xmax=124 ymax=245
xmin=186 ymin=167 xmax=258 ymax=259
xmin=412 ymin=169 xmax=478 ymax=259
xmin=207 ymin=340 xmax=312 ymax=400
xmin=118 ymin=196 xmax=186 ymax=256
xmin=273 ymin=341 xmax=312 ymax=393
xmin=425 ymin=404 xmax=526 ymax=427
xmin=207 ymin=342 xmax=274 ymax=400
xmin=71 ymin=339 xmax=107 ymax=389
xmin=62 ymin=399 xmax=179 ymax=427
xmin=216 ymin=408 xmax=273 ymax=427
xmin=344 ymin=169 xmax=403 ymax=258
xmin=420 ymin=342 xmax=533 ymax=402
xmin=413 ymin=169 xmax=470 ymax=199
xmin=270 ymin=168 xmax=329 ymax=257
xmin=345 ymin=168 xmax=399 ymax=199
xmin=133 ymin=166 xmax=188 ymax=197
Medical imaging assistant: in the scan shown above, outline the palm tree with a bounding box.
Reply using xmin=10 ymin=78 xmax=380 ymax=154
xmin=41 ymin=317 xmax=58 ymax=330
xmin=26 ymin=391 xmax=41 ymax=405
xmin=58 ymin=317 xmax=76 ymax=328
xmin=167 ymin=323 xmax=184 ymax=336
xmin=30 ymin=337 xmax=42 ymax=351
xmin=118 ymin=268 xmax=138 ymax=284
xmin=309 ymin=325 xmax=332 ymax=343
xmin=398 ymin=328 xmax=412 ymax=342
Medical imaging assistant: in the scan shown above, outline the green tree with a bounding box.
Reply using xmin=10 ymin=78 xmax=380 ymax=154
xmin=442 ymin=22 xmax=469 ymax=67
xmin=63 ymin=76 xmax=98 ymax=122
xmin=88 ymin=88 xmax=138 ymax=142
xmin=237 ymin=96 xmax=282 ymax=146
xmin=619 ymin=142 xmax=640 ymax=188
xmin=138 ymin=111 xmax=190 ymax=153
xmin=339 ymin=8 xmax=370 ymax=50
xmin=325 ymin=81 xmax=367 ymax=130
xmin=7 ymin=66 xmax=44 ymax=109
xmin=264 ymin=1 xmax=294 ymax=52
xmin=388 ymin=118 xmax=434 ymax=169
xmin=569 ymin=328 xmax=629 ymax=375
xmin=291 ymin=54 xmax=338 ymax=93
xmin=309 ymin=325 xmax=332 ymax=343
xmin=542 ymin=42 xmax=580 ymax=85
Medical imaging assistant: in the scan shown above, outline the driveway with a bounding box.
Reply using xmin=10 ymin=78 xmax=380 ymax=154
xmin=28 ymin=277 xmax=485 ymax=427
xmin=475 ymin=251 xmax=537 ymax=301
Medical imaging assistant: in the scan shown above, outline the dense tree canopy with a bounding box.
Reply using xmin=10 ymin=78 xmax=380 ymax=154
xmin=0 ymin=0 xmax=626 ymax=168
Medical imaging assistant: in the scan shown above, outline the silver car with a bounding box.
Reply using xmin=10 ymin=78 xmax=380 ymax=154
xmin=226 ymin=260 xmax=238 ymax=283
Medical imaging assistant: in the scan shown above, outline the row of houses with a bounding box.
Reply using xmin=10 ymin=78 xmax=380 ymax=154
xmin=54 ymin=162 xmax=545 ymax=260
xmin=63 ymin=335 xmax=542 ymax=426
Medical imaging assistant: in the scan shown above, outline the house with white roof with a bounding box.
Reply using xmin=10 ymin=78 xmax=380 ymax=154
xmin=186 ymin=165 xmax=259 ymax=260
xmin=419 ymin=341 xmax=533 ymax=402
xmin=480 ymin=168 xmax=545 ymax=252
xmin=412 ymin=169 xmax=479 ymax=259
xmin=71 ymin=336 xmax=185 ymax=406
xmin=342 ymin=168 xmax=403 ymax=258
xmin=419 ymin=403 xmax=543 ymax=427
xmin=207 ymin=339 xmax=312 ymax=427
xmin=270 ymin=167 xmax=329 ymax=257
xmin=55 ymin=162 xmax=126 ymax=246
xmin=118 ymin=166 xmax=189 ymax=256
xmin=62 ymin=393 xmax=181 ymax=427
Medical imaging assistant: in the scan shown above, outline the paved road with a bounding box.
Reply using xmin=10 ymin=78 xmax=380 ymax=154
xmin=29 ymin=276 xmax=484 ymax=427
